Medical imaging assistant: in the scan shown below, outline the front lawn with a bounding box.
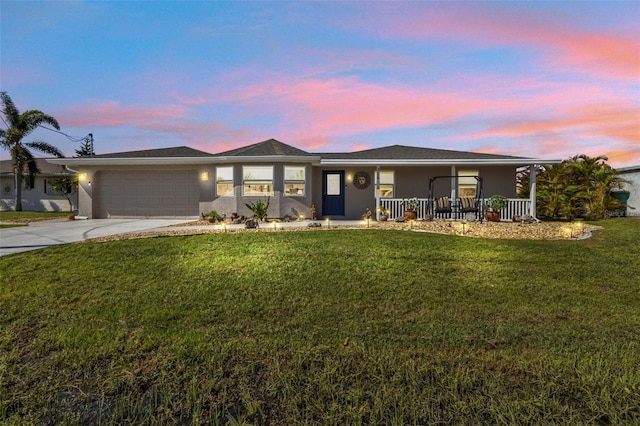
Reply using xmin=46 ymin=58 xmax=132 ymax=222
xmin=0 ymin=211 xmax=70 ymax=222
xmin=1 ymin=218 xmax=638 ymax=424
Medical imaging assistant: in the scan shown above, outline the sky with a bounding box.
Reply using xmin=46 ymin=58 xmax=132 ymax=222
xmin=1 ymin=1 xmax=639 ymax=168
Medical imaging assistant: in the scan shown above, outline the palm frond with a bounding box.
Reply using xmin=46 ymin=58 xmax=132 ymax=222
xmin=25 ymin=141 xmax=64 ymax=158
xmin=22 ymin=110 xmax=61 ymax=132
xmin=0 ymin=91 xmax=20 ymax=125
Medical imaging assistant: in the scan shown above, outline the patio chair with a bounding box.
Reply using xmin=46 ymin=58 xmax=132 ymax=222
xmin=459 ymin=197 xmax=479 ymax=219
xmin=434 ymin=196 xmax=452 ymax=218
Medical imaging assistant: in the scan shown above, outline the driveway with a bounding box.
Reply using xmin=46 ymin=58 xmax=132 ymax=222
xmin=0 ymin=219 xmax=193 ymax=256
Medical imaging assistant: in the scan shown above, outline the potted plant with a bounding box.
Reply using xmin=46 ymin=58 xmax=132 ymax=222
xmin=402 ymin=197 xmax=420 ymax=220
xmin=485 ymin=194 xmax=507 ymax=222
xmin=378 ymin=205 xmax=389 ymax=221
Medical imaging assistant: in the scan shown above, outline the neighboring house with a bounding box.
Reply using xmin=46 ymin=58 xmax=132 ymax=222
xmin=0 ymin=158 xmax=78 ymax=212
xmin=47 ymin=138 xmax=560 ymax=220
xmin=618 ymin=165 xmax=640 ymax=217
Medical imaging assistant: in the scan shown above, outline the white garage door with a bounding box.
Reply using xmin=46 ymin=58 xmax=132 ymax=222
xmin=97 ymin=170 xmax=199 ymax=218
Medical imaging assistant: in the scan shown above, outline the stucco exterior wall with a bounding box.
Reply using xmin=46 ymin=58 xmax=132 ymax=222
xmin=208 ymin=163 xmax=315 ymax=220
xmin=0 ymin=175 xmax=77 ymax=212
xmin=619 ymin=167 xmax=640 ymax=216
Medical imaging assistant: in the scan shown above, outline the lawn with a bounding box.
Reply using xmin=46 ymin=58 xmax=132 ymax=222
xmin=0 ymin=211 xmax=71 ymax=222
xmin=1 ymin=218 xmax=639 ymax=424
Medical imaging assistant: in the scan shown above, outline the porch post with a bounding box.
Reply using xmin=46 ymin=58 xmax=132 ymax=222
xmin=450 ymin=165 xmax=457 ymax=200
xmin=530 ymin=164 xmax=537 ymax=218
xmin=375 ymin=166 xmax=381 ymax=221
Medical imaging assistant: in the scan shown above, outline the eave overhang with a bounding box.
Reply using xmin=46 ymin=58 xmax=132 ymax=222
xmin=47 ymin=155 xmax=323 ymax=167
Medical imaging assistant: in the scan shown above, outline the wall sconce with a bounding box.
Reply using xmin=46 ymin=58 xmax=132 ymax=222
xmin=200 ymin=172 xmax=209 ymax=182
xmin=88 ymin=181 xmax=92 ymax=187
xmin=347 ymin=174 xmax=352 ymax=182
xmin=78 ymin=172 xmax=88 ymax=182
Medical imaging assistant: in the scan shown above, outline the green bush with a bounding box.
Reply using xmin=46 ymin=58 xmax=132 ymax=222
xmin=245 ymin=197 xmax=270 ymax=221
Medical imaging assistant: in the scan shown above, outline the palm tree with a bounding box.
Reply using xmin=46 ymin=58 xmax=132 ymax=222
xmin=0 ymin=92 xmax=64 ymax=211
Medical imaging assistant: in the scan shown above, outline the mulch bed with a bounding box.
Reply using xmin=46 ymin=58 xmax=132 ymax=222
xmin=85 ymin=219 xmax=599 ymax=243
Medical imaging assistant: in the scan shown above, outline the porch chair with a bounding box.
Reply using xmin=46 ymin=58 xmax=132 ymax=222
xmin=459 ymin=197 xmax=480 ymax=220
xmin=434 ymin=196 xmax=452 ymax=218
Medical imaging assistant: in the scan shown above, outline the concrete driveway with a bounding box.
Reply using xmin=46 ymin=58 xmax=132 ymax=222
xmin=0 ymin=219 xmax=193 ymax=257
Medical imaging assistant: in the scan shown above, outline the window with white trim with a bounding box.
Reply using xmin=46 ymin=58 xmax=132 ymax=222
xmin=216 ymin=166 xmax=234 ymax=196
xmin=284 ymin=166 xmax=305 ymax=196
xmin=374 ymin=171 xmax=395 ymax=198
xmin=458 ymin=170 xmax=479 ymax=198
xmin=243 ymin=166 xmax=274 ymax=196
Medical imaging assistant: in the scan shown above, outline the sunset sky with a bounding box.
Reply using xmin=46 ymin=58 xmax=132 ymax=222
xmin=1 ymin=1 xmax=639 ymax=167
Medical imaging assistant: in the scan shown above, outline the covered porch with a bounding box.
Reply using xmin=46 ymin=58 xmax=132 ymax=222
xmin=378 ymin=197 xmax=532 ymax=222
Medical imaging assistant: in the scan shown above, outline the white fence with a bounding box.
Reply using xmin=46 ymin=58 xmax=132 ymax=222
xmin=378 ymin=198 xmax=531 ymax=221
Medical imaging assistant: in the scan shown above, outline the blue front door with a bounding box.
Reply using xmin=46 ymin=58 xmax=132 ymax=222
xmin=322 ymin=171 xmax=345 ymax=217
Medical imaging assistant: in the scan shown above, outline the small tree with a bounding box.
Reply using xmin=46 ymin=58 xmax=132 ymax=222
xmin=75 ymin=134 xmax=94 ymax=156
xmin=48 ymin=175 xmax=78 ymax=213
xmin=518 ymin=154 xmax=623 ymax=220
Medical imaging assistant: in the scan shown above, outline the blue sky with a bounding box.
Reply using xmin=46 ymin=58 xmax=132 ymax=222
xmin=1 ymin=1 xmax=639 ymax=167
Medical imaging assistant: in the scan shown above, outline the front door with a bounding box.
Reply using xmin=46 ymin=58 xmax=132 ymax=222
xmin=322 ymin=171 xmax=345 ymax=217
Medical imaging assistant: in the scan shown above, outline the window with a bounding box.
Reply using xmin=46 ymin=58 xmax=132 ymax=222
xmin=458 ymin=170 xmax=479 ymax=198
xmin=284 ymin=166 xmax=305 ymax=196
xmin=243 ymin=166 xmax=273 ymax=196
xmin=216 ymin=166 xmax=234 ymax=196
xmin=23 ymin=175 xmax=35 ymax=190
xmin=374 ymin=171 xmax=394 ymax=198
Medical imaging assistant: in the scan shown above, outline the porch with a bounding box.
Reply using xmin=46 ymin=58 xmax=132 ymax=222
xmin=378 ymin=198 xmax=531 ymax=221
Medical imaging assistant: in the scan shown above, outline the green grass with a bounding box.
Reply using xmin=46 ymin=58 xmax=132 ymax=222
xmin=0 ymin=211 xmax=70 ymax=221
xmin=0 ymin=224 xmax=28 ymax=229
xmin=1 ymin=219 xmax=639 ymax=424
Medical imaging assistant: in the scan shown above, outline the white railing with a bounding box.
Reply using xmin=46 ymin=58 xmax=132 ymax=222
xmin=378 ymin=198 xmax=531 ymax=221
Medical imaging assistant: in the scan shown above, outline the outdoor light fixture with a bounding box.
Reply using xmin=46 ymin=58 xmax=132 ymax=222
xmin=87 ymin=181 xmax=92 ymax=187
xmin=326 ymin=217 xmax=330 ymax=229
xmin=200 ymin=172 xmax=209 ymax=182
xmin=78 ymin=172 xmax=88 ymax=182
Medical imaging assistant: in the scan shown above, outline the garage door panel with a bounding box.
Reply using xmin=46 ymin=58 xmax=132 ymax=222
xmin=97 ymin=171 xmax=199 ymax=218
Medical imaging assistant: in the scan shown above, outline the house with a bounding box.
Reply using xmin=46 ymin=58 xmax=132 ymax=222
xmin=0 ymin=158 xmax=78 ymax=212
xmin=618 ymin=165 xmax=640 ymax=216
xmin=47 ymin=138 xmax=560 ymax=220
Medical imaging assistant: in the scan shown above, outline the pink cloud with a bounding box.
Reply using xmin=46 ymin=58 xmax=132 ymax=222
xmin=375 ymin=5 xmax=640 ymax=80
xmin=465 ymin=101 xmax=639 ymax=146
xmin=60 ymin=101 xmax=189 ymax=127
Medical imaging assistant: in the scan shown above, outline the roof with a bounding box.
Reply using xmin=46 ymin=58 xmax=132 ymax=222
xmin=214 ymin=138 xmax=314 ymax=157
xmin=47 ymin=138 xmax=560 ymax=167
xmin=0 ymin=158 xmax=74 ymax=176
xmin=90 ymin=146 xmax=214 ymax=158
xmin=618 ymin=165 xmax=640 ymax=174
xmin=318 ymin=144 xmax=525 ymax=161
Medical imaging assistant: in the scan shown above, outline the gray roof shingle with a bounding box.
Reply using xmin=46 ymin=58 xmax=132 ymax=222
xmin=318 ymin=145 xmax=525 ymax=160
xmin=214 ymin=138 xmax=314 ymax=157
xmin=91 ymin=146 xmax=214 ymax=158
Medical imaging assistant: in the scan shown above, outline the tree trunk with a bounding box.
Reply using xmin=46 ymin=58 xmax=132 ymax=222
xmin=14 ymin=170 xmax=23 ymax=211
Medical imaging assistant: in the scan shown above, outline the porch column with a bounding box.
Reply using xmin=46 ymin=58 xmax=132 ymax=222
xmin=529 ymin=164 xmax=537 ymax=218
xmin=375 ymin=166 xmax=381 ymax=221
xmin=450 ymin=165 xmax=457 ymax=200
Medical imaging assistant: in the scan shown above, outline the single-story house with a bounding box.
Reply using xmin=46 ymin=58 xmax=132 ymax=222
xmin=0 ymin=158 xmax=78 ymax=212
xmin=618 ymin=165 xmax=639 ymax=216
xmin=47 ymin=138 xmax=560 ymax=221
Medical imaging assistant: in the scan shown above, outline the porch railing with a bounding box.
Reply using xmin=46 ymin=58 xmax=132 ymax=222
xmin=378 ymin=198 xmax=531 ymax=221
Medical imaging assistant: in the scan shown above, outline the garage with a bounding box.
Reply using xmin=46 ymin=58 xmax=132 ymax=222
xmin=96 ymin=170 xmax=200 ymax=218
